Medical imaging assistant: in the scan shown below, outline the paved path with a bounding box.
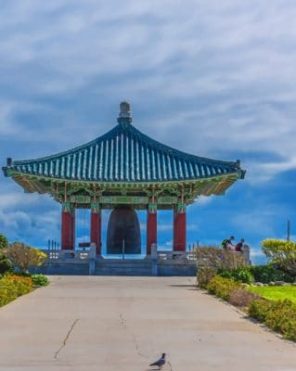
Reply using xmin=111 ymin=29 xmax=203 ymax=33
xmin=0 ymin=276 xmax=295 ymax=371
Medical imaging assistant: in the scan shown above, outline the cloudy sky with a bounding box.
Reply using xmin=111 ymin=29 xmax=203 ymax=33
xmin=1 ymin=0 xmax=296 ymax=262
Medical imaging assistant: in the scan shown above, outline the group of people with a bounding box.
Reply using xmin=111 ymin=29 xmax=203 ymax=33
xmin=221 ymin=236 xmax=245 ymax=252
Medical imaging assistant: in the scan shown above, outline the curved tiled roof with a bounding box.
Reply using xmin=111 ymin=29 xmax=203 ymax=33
xmin=4 ymin=116 xmax=244 ymax=183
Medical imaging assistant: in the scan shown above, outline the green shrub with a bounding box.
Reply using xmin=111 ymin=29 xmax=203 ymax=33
xmin=207 ymin=275 xmax=241 ymax=301
xmin=31 ymin=274 xmax=49 ymax=287
xmin=250 ymin=265 xmax=294 ymax=283
xmin=281 ymin=319 xmax=296 ymax=341
xmin=248 ymin=299 xmax=272 ymax=322
xmin=0 ymin=274 xmax=33 ymax=307
xmin=248 ymin=299 xmax=296 ymax=341
xmin=204 ymin=274 xmax=296 ymax=341
xmin=265 ymin=300 xmax=296 ymax=331
xmin=6 ymin=275 xmax=33 ymax=295
xmin=218 ymin=267 xmax=254 ymax=284
xmin=217 ymin=269 xmax=233 ymax=280
xmin=0 ymin=278 xmax=18 ymax=306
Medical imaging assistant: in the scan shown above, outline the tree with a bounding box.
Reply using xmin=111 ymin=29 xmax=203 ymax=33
xmin=262 ymin=239 xmax=296 ymax=276
xmin=0 ymin=234 xmax=8 ymax=250
xmin=0 ymin=253 xmax=12 ymax=274
xmin=0 ymin=234 xmax=11 ymax=274
xmin=5 ymin=243 xmax=47 ymax=273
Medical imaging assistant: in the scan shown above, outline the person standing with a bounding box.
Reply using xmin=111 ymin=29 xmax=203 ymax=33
xmin=221 ymin=236 xmax=235 ymax=250
xmin=235 ymin=238 xmax=245 ymax=252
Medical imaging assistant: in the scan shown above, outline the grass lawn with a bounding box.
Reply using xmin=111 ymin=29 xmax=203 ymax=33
xmin=248 ymin=285 xmax=296 ymax=304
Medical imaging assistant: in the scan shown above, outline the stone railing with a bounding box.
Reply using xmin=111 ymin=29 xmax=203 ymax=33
xmin=46 ymin=248 xmax=90 ymax=261
xmin=157 ymin=251 xmax=196 ymax=262
xmin=46 ymin=244 xmax=97 ymax=275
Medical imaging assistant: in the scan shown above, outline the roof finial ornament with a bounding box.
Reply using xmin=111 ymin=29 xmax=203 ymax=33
xmin=118 ymin=101 xmax=132 ymax=125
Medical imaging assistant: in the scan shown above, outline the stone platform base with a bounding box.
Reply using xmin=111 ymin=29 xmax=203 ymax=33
xmin=32 ymin=257 xmax=197 ymax=277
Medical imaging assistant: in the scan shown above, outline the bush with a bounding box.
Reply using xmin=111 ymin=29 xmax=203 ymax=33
xmin=6 ymin=275 xmax=33 ymax=295
xmin=248 ymin=299 xmax=272 ymax=322
xmin=0 ymin=276 xmax=18 ymax=306
xmin=197 ymin=267 xmax=216 ymax=288
xmin=250 ymin=265 xmax=294 ymax=283
xmin=203 ymin=275 xmax=296 ymax=341
xmin=248 ymin=299 xmax=296 ymax=341
xmin=0 ymin=274 xmax=33 ymax=307
xmin=229 ymin=288 xmax=259 ymax=307
xmin=218 ymin=267 xmax=254 ymax=284
xmin=281 ymin=318 xmax=296 ymax=341
xmin=5 ymin=243 xmax=47 ymax=273
xmin=31 ymin=274 xmax=49 ymax=287
xmin=207 ymin=275 xmax=241 ymax=301
xmin=195 ymin=247 xmax=247 ymax=271
xmin=265 ymin=300 xmax=296 ymax=334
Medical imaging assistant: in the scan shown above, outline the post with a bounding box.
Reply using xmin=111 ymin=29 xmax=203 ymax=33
xmin=173 ymin=204 xmax=186 ymax=251
xmin=151 ymin=243 xmax=158 ymax=276
xmin=287 ymin=219 xmax=291 ymax=242
xmin=242 ymin=244 xmax=251 ymax=265
xmin=122 ymin=239 xmax=125 ymax=260
xmin=61 ymin=202 xmax=75 ymax=250
xmin=147 ymin=204 xmax=157 ymax=255
xmin=89 ymin=243 xmax=96 ymax=275
xmin=71 ymin=210 xmax=75 ymax=248
xmin=90 ymin=202 xmax=101 ymax=256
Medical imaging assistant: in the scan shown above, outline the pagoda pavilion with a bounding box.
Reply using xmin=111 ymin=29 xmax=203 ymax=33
xmin=3 ymin=102 xmax=245 ymax=256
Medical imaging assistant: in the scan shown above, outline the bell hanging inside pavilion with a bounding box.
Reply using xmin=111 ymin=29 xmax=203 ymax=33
xmin=107 ymin=207 xmax=141 ymax=254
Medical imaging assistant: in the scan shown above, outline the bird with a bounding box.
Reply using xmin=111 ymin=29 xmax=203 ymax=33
xmin=150 ymin=353 xmax=166 ymax=369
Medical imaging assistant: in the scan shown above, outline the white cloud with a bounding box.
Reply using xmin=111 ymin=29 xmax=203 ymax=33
xmin=0 ymin=192 xmax=41 ymax=209
xmin=250 ymin=249 xmax=265 ymax=258
xmin=158 ymin=224 xmax=173 ymax=232
xmin=1 ymin=0 xmax=296 ymax=248
xmin=195 ymin=196 xmax=214 ymax=206
xmin=231 ymin=206 xmax=287 ymax=237
xmin=157 ymin=240 xmax=173 ymax=250
xmin=0 ymin=0 xmax=296 ymax=182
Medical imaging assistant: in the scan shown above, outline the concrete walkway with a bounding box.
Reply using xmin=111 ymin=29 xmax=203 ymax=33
xmin=0 ymin=277 xmax=295 ymax=371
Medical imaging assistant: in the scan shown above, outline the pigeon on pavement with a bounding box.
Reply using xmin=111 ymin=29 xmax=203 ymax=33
xmin=150 ymin=353 xmax=166 ymax=369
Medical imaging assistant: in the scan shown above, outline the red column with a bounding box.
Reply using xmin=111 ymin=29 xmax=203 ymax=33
xmin=61 ymin=205 xmax=75 ymax=250
xmin=147 ymin=207 xmax=157 ymax=255
xmin=71 ymin=210 xmax=76 ymax=248
xmin=90 ymin=210 xmax=101 ymax=255
xmin=173 ymin=206 xmax=186 ymax=251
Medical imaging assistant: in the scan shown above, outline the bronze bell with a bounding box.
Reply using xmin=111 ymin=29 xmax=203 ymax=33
xmin=107 ymin=206 xmax=141 ymax=254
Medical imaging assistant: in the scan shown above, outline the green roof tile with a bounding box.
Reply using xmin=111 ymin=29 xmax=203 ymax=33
xmin=3 ymin=104 xmax=245 ymax=183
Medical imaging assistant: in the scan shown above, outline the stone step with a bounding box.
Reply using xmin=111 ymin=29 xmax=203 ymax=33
xmin=95 ymin=260 xmax=153 ymax=276
xmin=34 ymin=263 xmax=89 ymax=275
xmin=97 ymin=264 xmax=152 ymax=269
xmin=94 ymin=269 xmax=152 ymax=276
xmin=96 ymin=260 xmax=151 ymax=268
xmin=31 ymin=259 xmax=196 ymax=276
